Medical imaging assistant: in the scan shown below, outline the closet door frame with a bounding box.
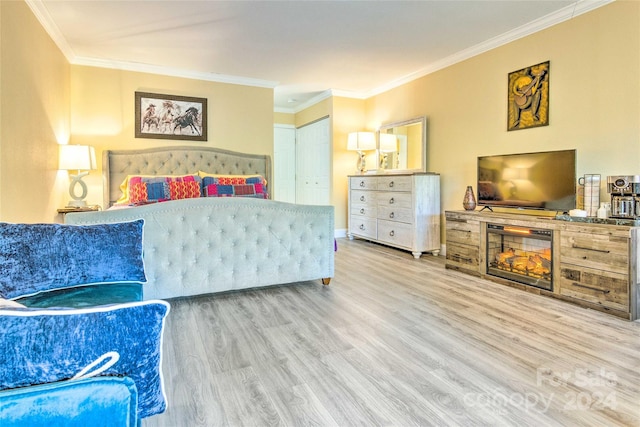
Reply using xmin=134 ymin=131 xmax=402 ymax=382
xmin=295 ymin=116 xmax=331 ymax=206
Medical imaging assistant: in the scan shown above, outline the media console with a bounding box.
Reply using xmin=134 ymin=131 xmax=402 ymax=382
xmin=445 ymin=210 xmax=639 ymax=320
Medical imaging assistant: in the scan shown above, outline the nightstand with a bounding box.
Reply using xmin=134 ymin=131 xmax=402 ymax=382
xmin=57 ymin=206 xmax=101 ymax=216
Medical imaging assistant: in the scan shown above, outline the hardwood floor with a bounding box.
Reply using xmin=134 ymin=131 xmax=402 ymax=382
xmin=144 ymin=238 xmax=640 ymax=426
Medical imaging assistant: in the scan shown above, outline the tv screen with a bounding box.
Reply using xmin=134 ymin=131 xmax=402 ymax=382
xmin=477 ymin=149 xmax=576 ymax=212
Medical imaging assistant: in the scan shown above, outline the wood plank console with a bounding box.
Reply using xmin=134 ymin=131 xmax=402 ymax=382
xmin=445 ymin=210 xmax=639 ymax=320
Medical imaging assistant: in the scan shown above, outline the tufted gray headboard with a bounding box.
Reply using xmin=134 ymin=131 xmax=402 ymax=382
xmin=103 ymin=146 xmax=272 ymax=207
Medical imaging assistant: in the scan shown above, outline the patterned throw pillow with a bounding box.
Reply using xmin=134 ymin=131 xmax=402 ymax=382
xmin=199 ymin=173 xmax=268 ymax=199
xmin=118 ymin=175 xmax=202 ymax=205
xmin=168 ymin=181 xmax=201 ymax=200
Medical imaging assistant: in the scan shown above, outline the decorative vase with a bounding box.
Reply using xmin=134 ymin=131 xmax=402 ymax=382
xmin=463 ymin=186 xmax=476 ymax=210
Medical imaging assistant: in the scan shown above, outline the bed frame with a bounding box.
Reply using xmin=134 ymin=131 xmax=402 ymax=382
xmin=103 ymin=146 xmax=272 ymax=208
xmin=67 ymin=146 xmax=334 ymax=300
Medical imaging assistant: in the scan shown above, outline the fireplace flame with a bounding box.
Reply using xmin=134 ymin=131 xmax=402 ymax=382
xmin=494 ymin=247 xmax=551 ymax=277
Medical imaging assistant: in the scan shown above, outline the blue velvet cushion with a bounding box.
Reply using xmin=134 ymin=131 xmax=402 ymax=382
xmin=0 ymin=220 xmax=146 ymax=299
xmin=0 ymin=376 xmax=138 ymax=427
xmin=0 ymin=300 xmax=170 ymax=419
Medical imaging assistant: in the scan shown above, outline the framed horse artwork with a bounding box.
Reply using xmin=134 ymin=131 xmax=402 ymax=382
xmin=135 ymin=92 xmax=208 ymax=141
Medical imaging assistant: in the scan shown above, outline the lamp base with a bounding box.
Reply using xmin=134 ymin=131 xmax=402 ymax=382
xmin=66 ymin=200 xmax=88 ymax=208
xmin=357 ymin=151 xmax=367 ymax=173
xmin=67 ymin=172 xmax=89 ymax=208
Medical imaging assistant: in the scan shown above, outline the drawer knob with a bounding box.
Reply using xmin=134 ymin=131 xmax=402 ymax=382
xmin=359 ymin=224 xmax=365 ymax=230
xmin=389 ymin=230 xmax=395 ymax=237
xmin=360 ymin=208 xmax=365 ymax=214
xmin=389 ymin=212 xmax=395 ymax=219
xmin=389 ymin=197 xmax=395 ymax=204
xmin=389 ymin=181 xmax=394 ymax=188
xmin=359 ymin=181 xmax=365 ymax=187
xmin=360 ymin=195 xmax=365 ymax=202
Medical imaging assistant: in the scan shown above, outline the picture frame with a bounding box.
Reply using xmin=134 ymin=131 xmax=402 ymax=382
xmin=135 ymin=92 xmax=207 ymax=141
xmin=507 ymin=61 xmax=549 ymax=131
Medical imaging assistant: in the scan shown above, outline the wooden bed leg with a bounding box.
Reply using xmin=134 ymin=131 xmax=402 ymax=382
xmin=321 ymin=278 xmax=331 ymax=286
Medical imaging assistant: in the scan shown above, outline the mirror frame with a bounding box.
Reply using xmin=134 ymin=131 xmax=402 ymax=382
xmin=377 ymin=116 xmax=427 ymax=173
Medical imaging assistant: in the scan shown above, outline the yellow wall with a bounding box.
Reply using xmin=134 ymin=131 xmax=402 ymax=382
xmin=70 ymin=66 xmax=274 ymax=207
xmin=0 ymin=0 xmax=70 ymax=223
xmin=363 ymin=1 xmax=639 ymax=243
xmin=332 ymin=97 xmax=367 ymax=230
xmin=1 ymin=1 xmax=274 ymax=221
xmin=295 ymin=98 xmax=331 ymax=128
xmin=3 ymin=0 xmax=638 ymax=238
xmin=274 ymin=111 xmax=295 ymax=125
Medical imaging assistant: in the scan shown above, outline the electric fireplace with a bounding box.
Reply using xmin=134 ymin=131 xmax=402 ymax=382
xmin=486 ymin=223 xmax=553 ymax=291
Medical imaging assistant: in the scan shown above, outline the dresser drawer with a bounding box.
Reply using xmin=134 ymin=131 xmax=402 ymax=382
xmin=350 ymin=177 xmax=377 ymax=191
xmin=350 ymin=190 xmax=377 ymax=206
xmin=558 ymin=264 xmax=629 ymax=312
xmin=377 ymin=176 xmax=412 ymax=192
xmin=377 ymin=191 xmax=412 ymax=209
xmin=560 ymin=231 xmax=628 ymax=273
xmin=377 ymin=220 xmax=413 ymax=248
xmin=349 ymin=217 xmax=377 ymax=239
xmin=377 ymin=206 xmax=413 ymax=224
xmin=350 ymin=205 xmax=377 ymax=219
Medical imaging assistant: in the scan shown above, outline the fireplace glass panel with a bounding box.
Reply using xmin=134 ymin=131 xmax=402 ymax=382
xmin=486 ymin=224 xmax=552 ymax=290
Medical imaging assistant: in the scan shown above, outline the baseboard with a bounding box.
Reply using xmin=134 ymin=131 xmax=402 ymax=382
xmin=334 ymin=230 xmax=445 ymax=256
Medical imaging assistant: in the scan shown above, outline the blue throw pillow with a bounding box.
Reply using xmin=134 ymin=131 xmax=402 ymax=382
xmin=0 ymin=220 xmax=146 ymax=299
xmin=0 ymin=376 xmax=139 ymax=426
xmin=0 ymin=300 xmax=169 ymax=419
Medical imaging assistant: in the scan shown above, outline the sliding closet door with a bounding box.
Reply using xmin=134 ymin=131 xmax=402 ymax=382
xmin=273 ymin=125 xmax=296 ymax=203
xmin=296 ymin=117 xmax=331 ymax=206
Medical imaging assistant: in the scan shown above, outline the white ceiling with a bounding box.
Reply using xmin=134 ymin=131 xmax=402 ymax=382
xmin=27 ymin=0 xmax=610 ymax=112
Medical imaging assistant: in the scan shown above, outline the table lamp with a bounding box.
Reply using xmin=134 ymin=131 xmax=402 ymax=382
xmin=59 ymin=144 xmax=96 ymax=207
xmin=347 ymin=132 xmax=376 ymax=173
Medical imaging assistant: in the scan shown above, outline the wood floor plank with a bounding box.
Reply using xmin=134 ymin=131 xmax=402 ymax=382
xmin=154 ymin=299 xmax=227 ymax=426
xmin=213 ymin=366 xmax=283 ymax=427
xmin=144 ymin=238 xmax=640 ymax=426
xmin=270 ymin=383 xmax=340 ymax=427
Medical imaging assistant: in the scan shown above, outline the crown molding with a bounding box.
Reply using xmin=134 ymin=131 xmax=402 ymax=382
xmin=274 ymin=90 xmax=334 ymax=114
xmin=26 ymin=0 xmax=76 ymax=61
xmin=27 ymin=0 xmax=614 ymax=110
xmin=364 ymin=0 xmax=614 ymax=99
xmin=72 ymin=57 xmax=278 ymax=88
xmin=25 ymin=0 xmax=278 ymax=89
xmin=274 ymin=106 xmax=294 ymax=114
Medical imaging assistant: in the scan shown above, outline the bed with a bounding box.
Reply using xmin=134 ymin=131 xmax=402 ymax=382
xmin=65 ymin=146 xmax=335 ymax=300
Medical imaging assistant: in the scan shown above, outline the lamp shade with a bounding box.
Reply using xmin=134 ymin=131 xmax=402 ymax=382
xmin=379 ymin=133 xmax=398 ymax=152
xmin=59 ymin=145 xmax=97 ymax=171
xmin=347 ymin=132 xmax=376 ymax=151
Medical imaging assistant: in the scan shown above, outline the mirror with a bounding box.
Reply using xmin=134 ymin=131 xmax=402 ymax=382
xmin=377 ymin=116 xmax=426 ymax=172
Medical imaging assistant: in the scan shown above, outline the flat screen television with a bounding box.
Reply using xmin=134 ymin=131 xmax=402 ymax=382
xmin=477 ymin=149 xmax=576 ymax=212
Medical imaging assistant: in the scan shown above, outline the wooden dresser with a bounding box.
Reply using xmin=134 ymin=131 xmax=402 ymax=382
xmin=348 ymin=173 xmax=440 ymax=258
xmin=445 ymin=210 xmax=639 ymax=320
